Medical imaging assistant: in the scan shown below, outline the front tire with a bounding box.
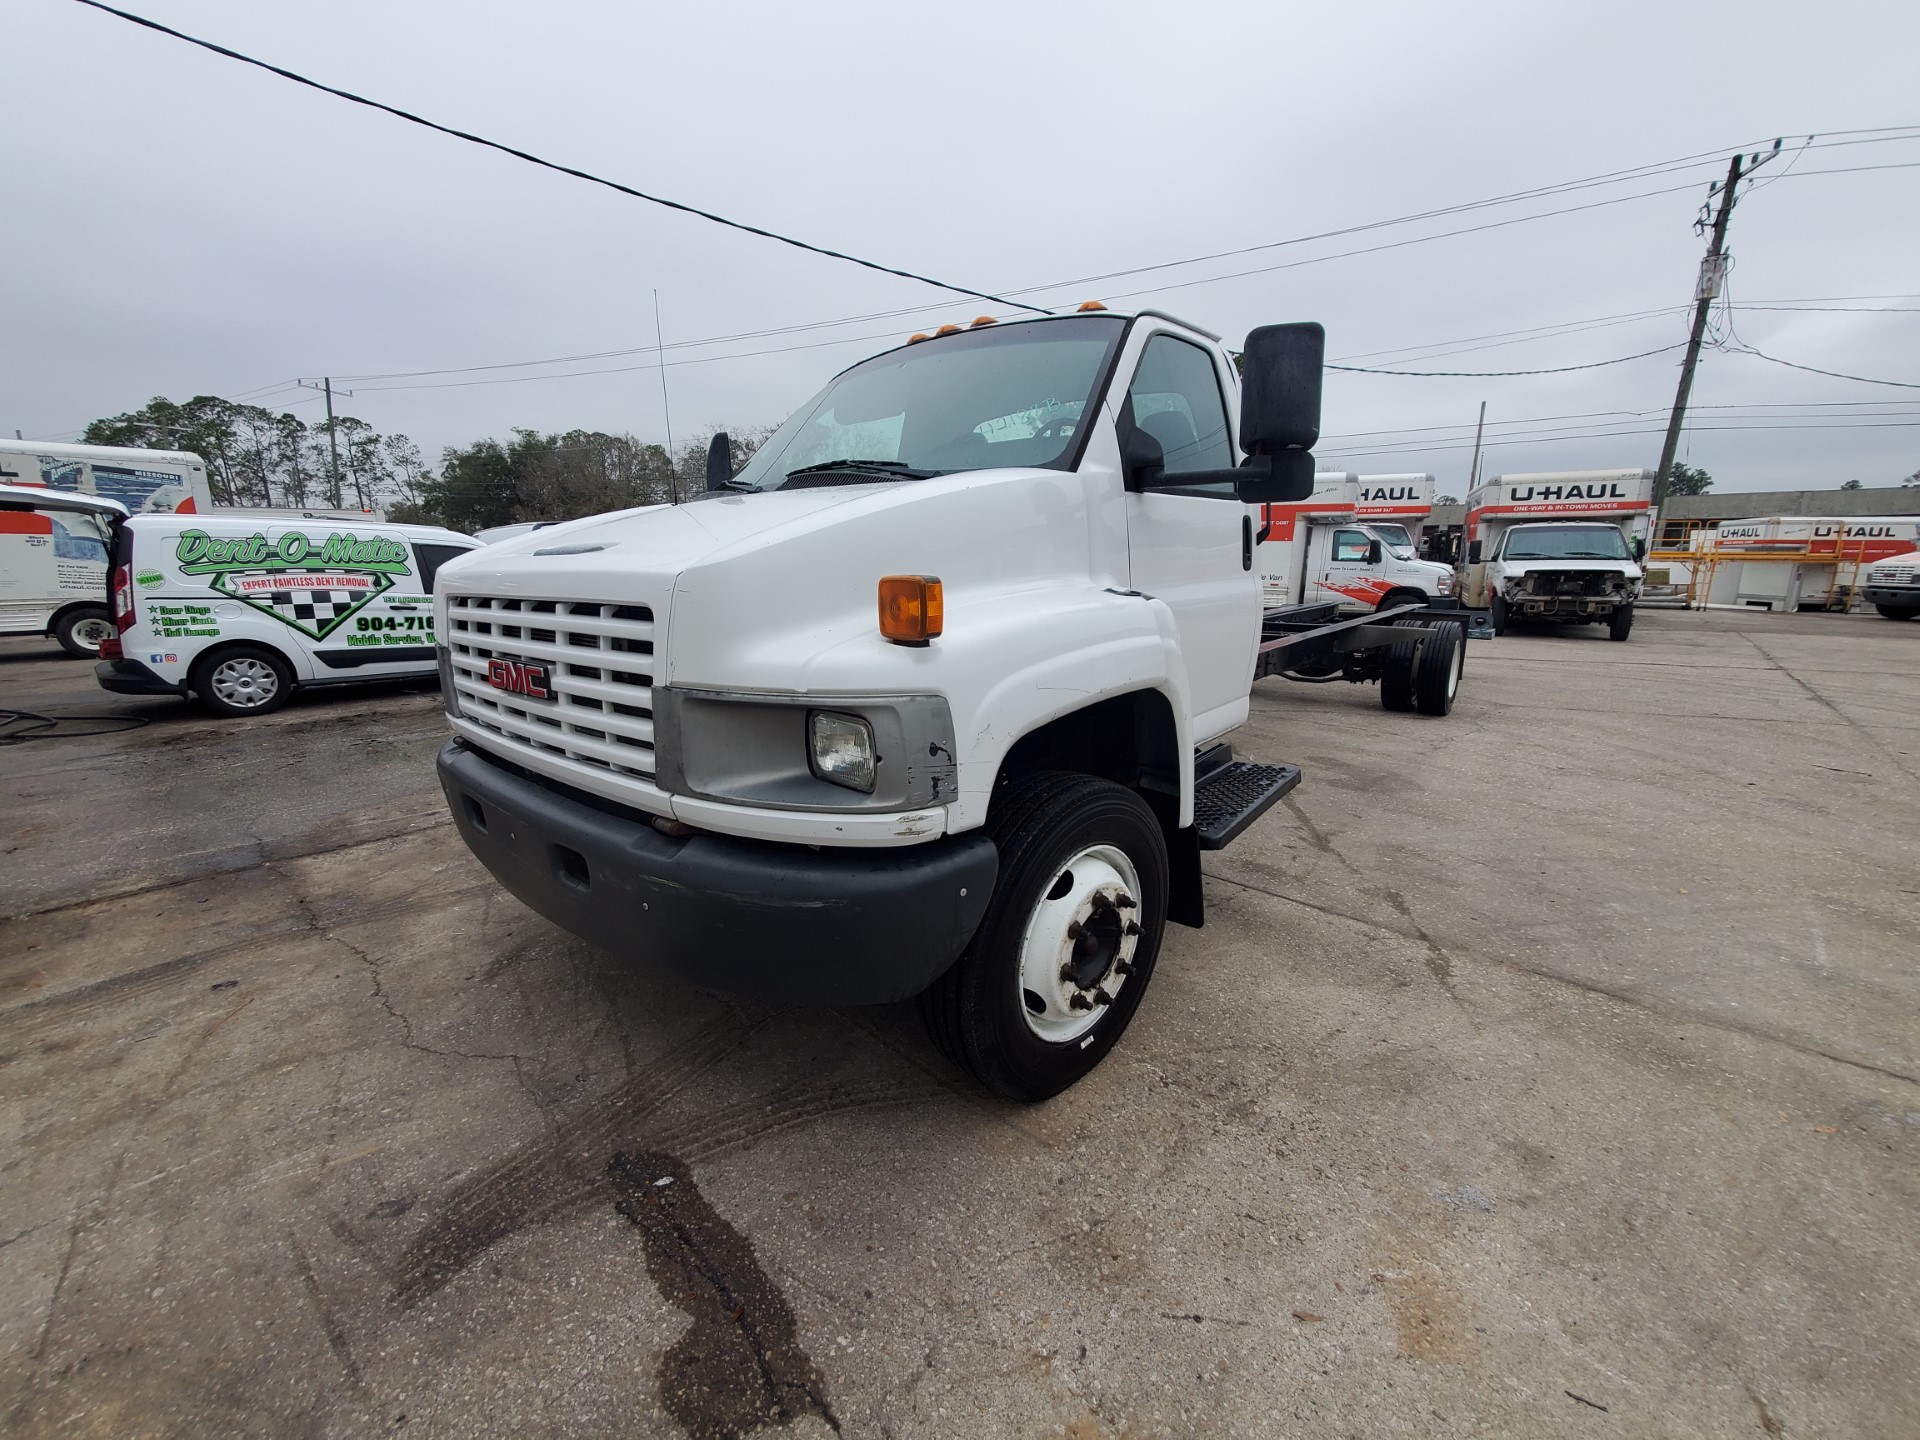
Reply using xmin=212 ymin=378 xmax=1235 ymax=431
xmin=920 ymin=772 xmax=1169 ymax=1102
xmin=53 ymin=604 xmax=116 ymax=659
xmin=1489 ymin=593 xmax=1510 ymax=636
xmin=1876 ymin=604 xmax=1919 ymax=621
xmin=192 ymin=644 xmax=295 ymax=718
xmin=1608 ymin=604 xmax=1634 ymax=642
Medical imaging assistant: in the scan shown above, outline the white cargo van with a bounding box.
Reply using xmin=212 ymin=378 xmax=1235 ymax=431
xmin=1254 ymin=471 xmax=1454 ymax=612
xmin=96 ymin=512 xmax=478 ymax=716
xmin=0 ymin=440 xmax=212 ymax=656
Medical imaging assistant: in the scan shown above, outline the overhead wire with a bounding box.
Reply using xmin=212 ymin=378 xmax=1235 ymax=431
xmin=62 ymin=0 xmax=1046 ymax=315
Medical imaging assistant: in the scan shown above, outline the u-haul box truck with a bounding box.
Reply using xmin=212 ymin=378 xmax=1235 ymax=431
xmin=1460 ymin=468 xmax=1652 ymax=639
xmin=1255 ymin=472 xmax=1454 ymax=613
xmin=1355 ymin=473 xmax=1435 ymax=551
xmin=0 ymin=440 xmax=214 ymax=656
xmin=1703 ymin=516 xmax=1920 ymax=612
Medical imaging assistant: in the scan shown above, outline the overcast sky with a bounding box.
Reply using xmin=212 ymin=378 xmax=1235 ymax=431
xmin=5 ymin=0 xmax=1918 ymax=494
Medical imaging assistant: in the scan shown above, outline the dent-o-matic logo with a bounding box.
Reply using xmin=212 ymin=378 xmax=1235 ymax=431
xmin=174 ymin=529 xmax=412 ymax=640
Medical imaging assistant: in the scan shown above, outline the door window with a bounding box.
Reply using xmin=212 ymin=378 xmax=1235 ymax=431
xmin=1331 ymin=529 xmax=1371 ymax=563
xmin=413 ymin=542 xmax=475 ymax=593
xmin=1124 ymin=335 xmax=1234 ymax=493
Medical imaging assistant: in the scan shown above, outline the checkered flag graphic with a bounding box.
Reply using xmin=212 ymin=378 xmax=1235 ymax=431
xmin=216 ymin=568 xmax=390 ymax=638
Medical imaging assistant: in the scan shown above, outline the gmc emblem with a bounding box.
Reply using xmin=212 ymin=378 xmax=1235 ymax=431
xmin=487 ymin=658 xmax=551 ymax=699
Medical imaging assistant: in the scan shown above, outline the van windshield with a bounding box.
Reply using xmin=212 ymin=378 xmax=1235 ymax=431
xmin=727 ymin=315 xmax=1127 ymax=491
xmin=1502 ymin=526 xmax=1632 ymax=561
xmin=1366 ymin=522 xmax=1413 ymax=555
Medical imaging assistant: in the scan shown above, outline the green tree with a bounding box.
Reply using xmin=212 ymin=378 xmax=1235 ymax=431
xmin=420 ymin=438 xmax=520 ymax=531
xmin=1903 ymin=468 xmax=1919 ymax=486
xmin=1666 ymin=462 xmax=1713 ymax=495
xmin=1840 ymin=479 xmax=1864 ymax=491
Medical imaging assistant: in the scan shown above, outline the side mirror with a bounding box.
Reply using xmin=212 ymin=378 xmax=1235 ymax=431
xmin=1366 ymin=539 xmax=1383 ymax=565
xmin=1231 ymin=451 xmax=1313 ymax=504
xmin=1468 ymin=540 xmax=1483 ymax=565
xmin=1239 ymin=323 xmax=1325 ymax=454
xmin=705 ymin=431 xmax=734 ymax=491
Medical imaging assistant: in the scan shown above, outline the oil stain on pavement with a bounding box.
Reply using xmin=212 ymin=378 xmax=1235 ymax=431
xmin=610 ymin=1150 xmax=839 ymax=1438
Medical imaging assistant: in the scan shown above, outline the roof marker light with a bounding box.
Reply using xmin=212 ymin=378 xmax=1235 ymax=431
xmin=970 ymin=316 xmax=997 ymax=327
xmin=1076 ymin=300 xmax=1108 ymax=312
xmin=907 ymin=332 xmax=930 ymax=343
xmin=935 ymin=323 xmax=962 ymax=335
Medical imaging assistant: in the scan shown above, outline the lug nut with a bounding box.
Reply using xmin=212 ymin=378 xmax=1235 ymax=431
xmin=1092 ymin=987 xmax=1114 ymax=1007
xmin=1068 ymin=993 xmax=1093 ymax=1012
xmin=1113 ymin=894 xmax=1137 ymax=911
xmin=1065 ymin=920 xmax=1083 ymax=939
xmin=1115 ymin=960 xmax=1134 ymax=976
xmin=1059 ymin=962 xmax=1076 ymax=983
xmin=1124 ymin=920 xmax=1141 ymax=937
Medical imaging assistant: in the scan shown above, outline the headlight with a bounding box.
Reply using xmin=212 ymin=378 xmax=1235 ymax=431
xmin=808 ymin=711 xmax=876 ymax=793
xmin=1436 ymin=572 xmax=1454 ymax=593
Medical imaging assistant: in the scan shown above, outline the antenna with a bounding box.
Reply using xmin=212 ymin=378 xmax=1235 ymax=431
xmin=653 ymin=290 xmax=676 ymax=499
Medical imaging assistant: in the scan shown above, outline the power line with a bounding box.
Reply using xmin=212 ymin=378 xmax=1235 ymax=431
xmin=1328 ymin=344 xmax=1686 ymax=378
xmin=63 ymin=0 xmax=1046 ymax=316
xmin=1725 ymin=345 xmax=1920 ymax=389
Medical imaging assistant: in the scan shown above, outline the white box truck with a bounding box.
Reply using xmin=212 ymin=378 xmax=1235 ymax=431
xmin=1254 ymin=471 xmax=1455 ymax=613
xmin=1460 ymin=468 xmax=1652 ymax=639
xmin=1862 ymin=545 xmax=1920 ymax=621
xmin=1355 ymin=472 xmax=1435 ymax=551
xmin=1703 ymin=516 xmax=1920 ymax=612
xmin=432 ymin=309 xmax=1483 ymax=1100
xmin=0 ymin=440 xmax=213 ymax=656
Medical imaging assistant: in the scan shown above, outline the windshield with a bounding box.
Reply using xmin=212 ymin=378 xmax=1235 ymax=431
xmin=1502 ymin=526 xmax=1633 ymax=561
xmin=1366 ymin=521 xmax=1413 ymax=555
xmin=727 ymin=315 xmax=1127 ymax=491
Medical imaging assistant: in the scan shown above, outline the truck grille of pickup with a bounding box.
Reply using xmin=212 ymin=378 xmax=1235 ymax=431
xmin=446 ymin=595 xmax=657 ymax=779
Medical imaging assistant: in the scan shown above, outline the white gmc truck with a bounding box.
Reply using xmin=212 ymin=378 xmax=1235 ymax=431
xmin=433 ymin=309 xmax=1477 ymax=1099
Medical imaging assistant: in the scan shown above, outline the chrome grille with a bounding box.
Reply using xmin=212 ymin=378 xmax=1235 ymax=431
xmin=1874 ymin=564 xmax=1916 ymax=585
xmin=447 ymin=594 xmax=657 ymax=778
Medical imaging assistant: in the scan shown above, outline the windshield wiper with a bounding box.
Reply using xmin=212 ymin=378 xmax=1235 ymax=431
xmin=780 ymin=458 xmax=940 ymax=483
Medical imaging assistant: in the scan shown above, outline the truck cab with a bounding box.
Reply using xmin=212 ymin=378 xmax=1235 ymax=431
xmin=433 ymin=309 xmax=1469 ymax=1100
xmin=1255 ymin=472 xmax=1454 ymax=613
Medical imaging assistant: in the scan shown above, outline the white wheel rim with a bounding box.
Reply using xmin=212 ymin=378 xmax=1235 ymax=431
xmin=212 ymin=657 xmax=279 ymax=708
xmin=1016 ymin=842 xmax=1143 ymax=1045
xmin=73 ymin=618 xmax=115 ymax=650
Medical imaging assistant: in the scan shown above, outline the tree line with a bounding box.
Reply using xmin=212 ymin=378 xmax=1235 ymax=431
xmin=80 ymin=395 xmax=769 ymax=531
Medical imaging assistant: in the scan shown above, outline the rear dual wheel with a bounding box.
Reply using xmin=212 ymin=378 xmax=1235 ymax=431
xmin=1380 ymin=619 xmax=1464 ymax=716
xmin=921 ymin=772 xmax=1168 ymax=1102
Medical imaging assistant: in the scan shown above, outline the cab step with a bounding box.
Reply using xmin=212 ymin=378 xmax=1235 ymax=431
xmin=1193 ymin=756 xmax=1303 ymax=851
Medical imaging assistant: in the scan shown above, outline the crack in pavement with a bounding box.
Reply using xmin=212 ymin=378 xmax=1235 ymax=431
xmin=1740 ymin=632 xmax=1920 ymax=788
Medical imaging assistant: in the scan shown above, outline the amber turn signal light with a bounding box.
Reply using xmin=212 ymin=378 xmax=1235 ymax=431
xmin=878 ymin=575 xmax=943 ymax=645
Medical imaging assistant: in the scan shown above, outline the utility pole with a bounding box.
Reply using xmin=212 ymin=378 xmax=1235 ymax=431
xmin=323 ymin=377 xmax=342 ymax=508
xmin=1653 ymin=143 xmax=1777 ymax=508
xmin=1466 ymin=400 xmax=1487 ymax=492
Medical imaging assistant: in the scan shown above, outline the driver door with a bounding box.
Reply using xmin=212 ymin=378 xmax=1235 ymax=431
xmin=1121 ymin=332 xmax=1259 ymax=741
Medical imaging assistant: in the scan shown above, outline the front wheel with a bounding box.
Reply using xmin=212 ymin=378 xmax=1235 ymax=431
xmin=54 ymin=604 xmax=117 ymax=659
xmin=192 ymin=644 xmax=296 ymax=718
xmin=1876 ymin=604 xmax=1919 ymax=621
xmin=1608 ymin=604 xmax=1634 ymax=642
xmin=920 ymin=772 xmax=1169 ymax=1101
xmin=1489 ymin=593 xmax=1510 ymax=636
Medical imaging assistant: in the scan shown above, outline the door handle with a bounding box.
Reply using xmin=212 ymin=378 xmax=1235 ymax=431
xmin=1241 ymin=514 xmax=1253 ymax=571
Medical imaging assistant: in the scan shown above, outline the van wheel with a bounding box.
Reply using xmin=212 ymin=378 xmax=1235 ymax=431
xmin=1489 ymin=594 xmax=1510 ymax=636
xmin=54 ymin=605 xmax=116 ymax=659
xmin=1376 ymin=589 xmax=1427 ymax=614
xmin=1414 ymin=621 xmax=1465 ymax=716
xmin=1876 ymin=604 xmax=1918 ymax=621
xmin=1608 ymin=604 xmax=1634 ymax=642
xmin=920 ymin=772 xmax=1168 ymax=1102
xmin=1379 ymin=618 xmax=1424 ymax=712
xmin=192 ymin=644 xmax=295 ymax=717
